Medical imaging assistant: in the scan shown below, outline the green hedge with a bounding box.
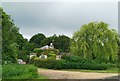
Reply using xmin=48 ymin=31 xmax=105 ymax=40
xmin=61 ymin=55 xmax=117 ymax=69
xmin=31 ymin=58 xmax=111 ymax=70
xmin=31 ymin=58 xmax=63 ymax=69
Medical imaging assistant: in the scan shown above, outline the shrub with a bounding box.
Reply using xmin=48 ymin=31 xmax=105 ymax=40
xmin=59 ymin=61 xmax=109 ymax=70
xmin=47 ymin=48 xmax=59 ymax=55
xmin=33 ymin=48 xmax=59 ymax=58
xmin=2 ymin=64 xmax=38 ymax=79
xmin=31 ymin=57 xmax=109 ymax=70
xmin=32 ymin=58 xmax=63 ymax=69
xmin=79 ymin=62 xmax=108 ymax=70
xmin=61 ymin=55 xmax=85 ymax=62
xmin=30 ymin=55 xmax=116 ymax=70
xmin=33 ymin=48 xmax=44 ymax=57
xmin=61 ymin=55 xmax=116 ymax=70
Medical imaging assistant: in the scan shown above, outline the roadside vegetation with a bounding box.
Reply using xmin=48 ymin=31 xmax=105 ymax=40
xmin=0 ymin=65 xmax=1 ymax=80
xmin=61 ymin=68 xmax=118 ymax=73
xmin=30 ymin=22 xmax=119 ymax=71
xmin=2 ymin=64 xmax=47 ymax=79
xmin=1 ymin=5 xmax=120 ymax=80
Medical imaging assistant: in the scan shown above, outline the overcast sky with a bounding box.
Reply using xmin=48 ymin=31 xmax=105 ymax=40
xmin=2 ymin=1 xmax=118 ymax=40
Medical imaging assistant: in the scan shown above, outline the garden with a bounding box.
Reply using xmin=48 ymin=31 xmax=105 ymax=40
xmin=1 ymin=5 xmax=120 ymax=80
xmin=29 ymin=22 xmax=119 ymax=71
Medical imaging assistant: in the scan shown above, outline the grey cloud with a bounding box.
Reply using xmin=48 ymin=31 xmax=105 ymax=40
xmin=2 ymin=2 xmax=118 ymax=39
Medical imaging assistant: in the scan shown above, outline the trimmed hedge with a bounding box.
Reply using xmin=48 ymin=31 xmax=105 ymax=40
xmin=31 ymin=58 xmax=63 ymax=69
xmin=31 ymin=58 xmax=111 ymax=70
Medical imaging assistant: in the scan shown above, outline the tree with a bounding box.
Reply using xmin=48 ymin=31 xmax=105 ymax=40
xmin=2 ymin=8 xmax=20 ymax=64
xmin=1 ymin=7 xmax=33 ymax=64
xmin=29 ymin=33 xmax=46 ymax=48
xmin=18 ymin=42 xmax=36 ymax=63
xmin=16 ymin=34 xmax=36 ymax=62
xmin=41 ymin=34 xmax=70 ymax=52
xmin=0 ymin=8 xmax=2 ymax=64
xmin=71 ymin=22 xmax=119 ymax=63
xmin=56 ymin=35 xmax=70 ymax=52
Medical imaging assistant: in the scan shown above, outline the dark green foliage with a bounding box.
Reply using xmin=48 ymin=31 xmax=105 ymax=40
xmin=62 ymin=61 xmax=109 ymax=70
xmin=2 ymin=8 xmax=20 ymax=64
xmin=18 ymin=41 xmax=36 ymax=63
xmin=29 ymin=33 xmax=46 ymax=48
xmin=61 ymin=54 xmax=84 ymax=62
xmin=31 ymin=55 xmax=114 ymax=70
xmin=2 ymin=64 xmax=38 ymax=79
xmin=61 ymin=55 xmax=112 ymax=70
xmin=31 ymin=58 xmax=63 ymax=69
xmin=118 ymin=37 xmax=120 ymax=64
xmin=1 ymin=8 xmax=36 ymax=64
xmin=0 ymin=8 xmax=2 ymax=64
xmin=56 ymin=35 xmax=70 ymax=52
xmin=62 ymin=55 xmax=116 ymax=69
xmin=42 ymin=34 xmax=70 ymax=52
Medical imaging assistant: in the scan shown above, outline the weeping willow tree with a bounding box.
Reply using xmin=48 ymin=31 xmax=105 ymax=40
xmin=70 ymin=22 xmax=119 ymax=62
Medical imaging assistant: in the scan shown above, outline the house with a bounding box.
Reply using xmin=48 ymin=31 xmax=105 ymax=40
xmin=56 ymin=55 xmax=61 ymax=60
xmin=30 ymin=43 xmax=62 ymax=60
xmin=40 ymin=43 xmax=54 ymax=49
xmin=30 ymin=53 xmax=37 ymax=59
xmin=39 ymin=54 xmax=47 ymax=59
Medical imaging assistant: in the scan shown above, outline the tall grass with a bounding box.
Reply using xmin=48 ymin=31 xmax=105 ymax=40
xmin=2 ymin=64 xmax=38 ymax=79
xmin=0 ymin=65 xmax=2 ymax=80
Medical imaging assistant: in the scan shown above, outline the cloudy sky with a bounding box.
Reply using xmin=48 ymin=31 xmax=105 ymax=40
xmin=2 ymin=1 xmax=118 ymax=40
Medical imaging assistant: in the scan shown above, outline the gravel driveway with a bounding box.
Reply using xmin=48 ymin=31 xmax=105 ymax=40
xmin=38 ymin=69 xmax=119 ymax=79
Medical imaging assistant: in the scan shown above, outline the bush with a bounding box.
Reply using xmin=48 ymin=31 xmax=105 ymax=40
xmin=31 ymin=57 xmax=109 ymax=70
xmin=33 ymin=48 xmax=59 ymax=58
xmin=33 ymin=48 xmax=44 ymax=57
xmin=30 ymin=55 xmax=116 ymax=70
xmin=61 ymin=55 xmax=85 ymax=62
xmin=32 ymin=58 xmax=63 ymax=69
xmin=79 ymin=62 xmax=108 ymax=70
xmin=61 ymin=55 xmax=116 ymax=70
xmin=59 ymin=61 xmax=109 ymax=70
xmin=2 ymin=64 xmax=38 ymax=79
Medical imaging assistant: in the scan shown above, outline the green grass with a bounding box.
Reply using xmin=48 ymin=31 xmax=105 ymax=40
xmin=61 ymin=68 xmax=119 ymax=73
xmin=38 ymin=67 xmax=119 ymax=73
xmin=0 ymin=65 xmax=1 ymax=80
xmin=37 ymin=74 xmax=49 ymax=79
xmin=38 ymin=66 xmax=119 ymax=73
xmin=2 ymin=64 xmax=47 ymax=79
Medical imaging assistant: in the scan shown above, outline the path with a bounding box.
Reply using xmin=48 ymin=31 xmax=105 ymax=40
xmin=38 ymin=69 xmax=119 ymax=79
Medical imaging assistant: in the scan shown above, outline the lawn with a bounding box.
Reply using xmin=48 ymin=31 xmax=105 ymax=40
xmin=38 ymin=67 xmax=119 ymax=73
xmin=61 ymin=68 xmax=119 ymax=73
